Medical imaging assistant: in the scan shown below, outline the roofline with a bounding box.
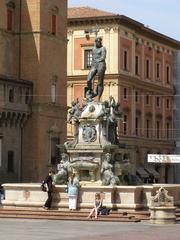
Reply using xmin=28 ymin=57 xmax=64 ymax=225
xmin=68 ymin=15 xmax=180 ymax=49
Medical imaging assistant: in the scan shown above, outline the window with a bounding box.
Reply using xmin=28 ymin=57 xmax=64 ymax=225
xmin=51 ymin=80 xmax=57 ymax=104
xmin=135 ymin=117 xmax=139 ymax=136
xmin=135 ymin=55 xmax=139 ymax=75
xmin=7 ymin=9 xmax=13 ymax=31
xmin=123 ymin=115 xmax=128 ymax=135
xmin=51 ymin=14 xmax=57 ymax=35
xmin=18 ymin=87 xmax=22 ymax=103
xmin=146 ymin=59 xmax=150 ymax=79
xmin=123 ymin=88 xmax=128 ymax=99
xmin=156 ymin=62 xmax=160 ymax=80
xmin=51 ymin=137 xmax=60 ymax=165
xmin=166 ymin=122 xmax=170 ymax=139
xmin=25 ymin=89 xmax=29 ymax=104
xmin=135 ymin=91 xmax=138 ymax=102
xmin=146 ymin=95 xmax=150 ymax=105
xmin=156 ymin=121 xmax=160 ymax=139
xmin=156 ymin=96 xmax=160 ymax=107
xmin=9 ymin=88 xmax=14 ymax=103
xmin=123 ymin=49 xmax=128 ymax=70
xmin=84 ymin=49 xmax=92 ymax=69
xmin=8 ymin=151 xmax=14 ymax=172
xmin=146 ymin=119 xmax=150 ymax=138
xmin=166 ymin=99 xmax=169 ymax=109
xmin=166 ymin=65 xmax=170 ymax=83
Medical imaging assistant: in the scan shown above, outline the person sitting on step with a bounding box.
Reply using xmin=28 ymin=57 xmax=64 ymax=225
xmin=87 ymin=193 xmax=103 ymax=219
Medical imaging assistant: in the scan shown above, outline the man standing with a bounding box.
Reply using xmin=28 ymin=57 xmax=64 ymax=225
xmin=86 ymin=37 xmax=106 ymax=102
xmin=43 ymin=169 xmax=55 ymax=210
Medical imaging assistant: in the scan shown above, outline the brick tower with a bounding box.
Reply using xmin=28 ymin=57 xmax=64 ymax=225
xmin=20 ymin=0 xmax=67 ymax=182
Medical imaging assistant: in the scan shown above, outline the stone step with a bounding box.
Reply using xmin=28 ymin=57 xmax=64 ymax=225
xmin=0 ymin=215 xmax=140 ymax=222
xmin=0 ymin=208 xmax=140 ymax=222
xmin=175 ymin=208 xmax=180 ymax=213
xmin=0 ymin=213 xmax=140 ymax=222
xmin=0 ymin=208 xmax=150 ymax=219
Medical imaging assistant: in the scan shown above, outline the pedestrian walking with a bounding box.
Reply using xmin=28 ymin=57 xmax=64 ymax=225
xmin=43 ymin=169 xmax=55 ymax=210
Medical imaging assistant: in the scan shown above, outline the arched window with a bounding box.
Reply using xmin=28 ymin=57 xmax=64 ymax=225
xmin=166 ymin=64 xmax=170 ymax=84
xmin=51 ymin=14 xmax=57 ymax=35
xmin=51 ymin=75 xmax=58 ymax=103
xmin=123 ymin=114 xmax=128 ymax=135
xmin=9 ymin=88 xmax=14 ymax=103
xmin=6 ymin=1 xmax=15 ymax=31
xmin=25 ymin=89 xmax=29 ymax=104
xmin=50 ymin=6 xmax=59 ymax=35
xmin=48 ymin=123 xmax=61 ymax=166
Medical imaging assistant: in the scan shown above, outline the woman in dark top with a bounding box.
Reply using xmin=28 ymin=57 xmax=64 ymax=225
xmin=87 ymin=193 xmax=102 ymax=219
xmin=43 ymin=170 xmax=55 ymax=210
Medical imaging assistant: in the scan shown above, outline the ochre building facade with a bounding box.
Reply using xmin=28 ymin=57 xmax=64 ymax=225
xmin=67 ymin=7 xmax=180 ymax=183
xmin=0 ymin=0 xmax=67 ymax=183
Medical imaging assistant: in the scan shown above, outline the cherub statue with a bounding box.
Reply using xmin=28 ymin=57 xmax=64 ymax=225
xmin=65 ymin=99 xmax=82 ymax=148
xmin=67 ymin=99 xmax=81 ymax=124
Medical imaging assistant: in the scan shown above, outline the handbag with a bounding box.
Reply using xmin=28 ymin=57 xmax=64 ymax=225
xmin=41 ymin=181 xmax=47 ymax=192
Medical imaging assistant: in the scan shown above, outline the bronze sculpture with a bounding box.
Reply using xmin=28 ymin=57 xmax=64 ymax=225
xmin=86 ymin=37 xmax=106 ymax=102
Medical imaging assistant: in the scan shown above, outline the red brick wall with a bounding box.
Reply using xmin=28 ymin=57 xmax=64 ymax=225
xmin=74 ymin=37 xmax=95 ymax=70
xmin=74 ymin=84 xmax=84 ymax=101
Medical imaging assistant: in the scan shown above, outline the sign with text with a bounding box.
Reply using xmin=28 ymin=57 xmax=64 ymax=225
xmin=148 ymin=154 xmax=180 ymax=163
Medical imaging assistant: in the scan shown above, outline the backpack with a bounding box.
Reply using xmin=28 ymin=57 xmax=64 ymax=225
xmin=41 ymin=181 xmax=47 ymax=192
xmin=99 ymin=207 xmax=110 ymax=215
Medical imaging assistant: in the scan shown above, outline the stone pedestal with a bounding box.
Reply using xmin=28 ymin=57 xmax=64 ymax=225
xmin=150 ymin=206 xmax=177 ymax=224
xmin=149 ymin=186 xmax=177 ymax=224
xmin=63 ymin=100 xmax=129 ymax=185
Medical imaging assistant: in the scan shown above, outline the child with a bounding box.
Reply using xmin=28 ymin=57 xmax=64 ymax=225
xmin=87 ymin=193 xmax=102 ymax=219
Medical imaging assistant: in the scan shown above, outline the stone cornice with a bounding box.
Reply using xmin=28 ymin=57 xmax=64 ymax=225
xmin=68 ymin=15 xmax=180 ymax=49
xmin=67 ymin=74 xmax=174 ymax=94
xmin=0 ymin=29 xmax=67 ymax=42
xmin=0 ymin=75 xmax=33 ymax=86
xmin=119 ymin=135 xmax=175 ymax=148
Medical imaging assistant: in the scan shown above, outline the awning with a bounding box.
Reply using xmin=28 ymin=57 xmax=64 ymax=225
xmin=136 ymin=167 xmax=149 ymax=178
xmin=145 ymin=165 xmax=160 ymax=178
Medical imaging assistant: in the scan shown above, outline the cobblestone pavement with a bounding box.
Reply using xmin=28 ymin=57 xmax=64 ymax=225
xmin=0 ymin=219 xmax=179 ymax=240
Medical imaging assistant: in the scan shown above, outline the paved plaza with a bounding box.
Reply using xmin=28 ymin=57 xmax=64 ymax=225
xmin=0 ymin=219 xmax=179 ymax=240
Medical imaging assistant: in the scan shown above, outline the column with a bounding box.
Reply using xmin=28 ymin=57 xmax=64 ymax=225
xmin=131 ymin=87 xmax=136 ymax=135
xmin=104 ymin=27 xmax=111 ymax=73
xmin=152 ymin=95 xmax=156 ymax=138
xmin=110 ymin=27 xmax=119 ymax=74
xmin=141 ymin=42 xmax=145 ymax=78
xmin=132 ymin=35 xmax=136 ymax=75
xmin=162 ymin=96 xmax=166 ymax=139
xmin=67 ymin=29 xmax=74 ymax=75
xmin=141 ymin=91 xmax=145 ymax=137
xmin=152 ymin=48 xmax=155 ymax=81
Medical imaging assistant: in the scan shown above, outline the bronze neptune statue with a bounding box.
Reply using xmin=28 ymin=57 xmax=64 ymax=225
xmin=86 ymin=37 xmax=106 ymax=102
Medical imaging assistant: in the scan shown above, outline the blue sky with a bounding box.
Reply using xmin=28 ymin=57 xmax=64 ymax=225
xmin=68 ymin=0 xmax=180 ymax=41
